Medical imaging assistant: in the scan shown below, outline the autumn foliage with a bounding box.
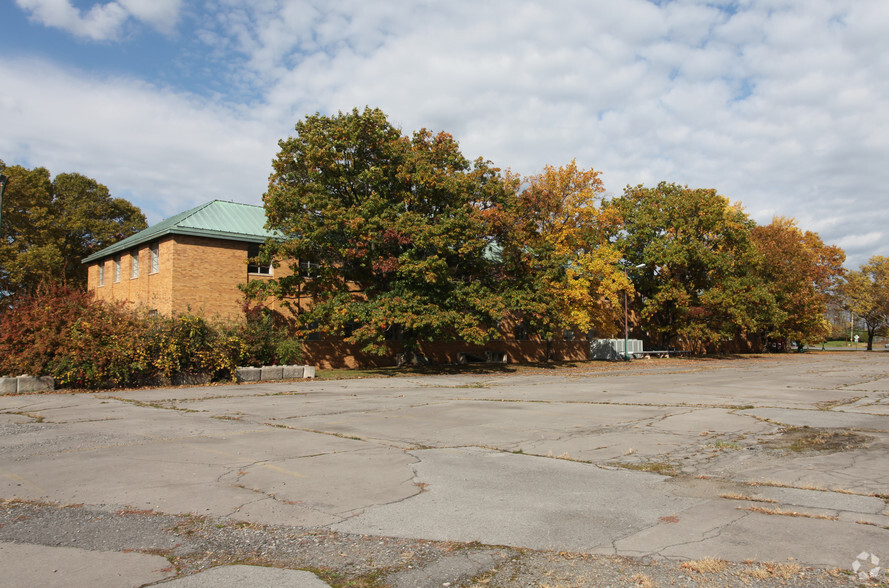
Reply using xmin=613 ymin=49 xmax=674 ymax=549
xmin=843 ymin=256 xmax=889 ymax=350
xmin=0 ymin=285 xmax=299 ymax=389
xmin=244 ymin=108 xmax=853 ymax=356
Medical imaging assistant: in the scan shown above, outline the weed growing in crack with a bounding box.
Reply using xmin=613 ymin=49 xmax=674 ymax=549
xmin=718 ymin=493 xmax=778 ymax=504
xmin=739 ymin=505 xmax=839 ymax=520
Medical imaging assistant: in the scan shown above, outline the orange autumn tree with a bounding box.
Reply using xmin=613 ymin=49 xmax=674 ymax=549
xmin=496 ymin=160 xmax=630 ymax=340
xmin=752 ymin=217 xmax=845 ymax=345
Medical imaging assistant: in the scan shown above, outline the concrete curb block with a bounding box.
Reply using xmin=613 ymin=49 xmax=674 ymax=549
xmin=260 ymin=366 xmax=284 ymax=381
xmin=0 ymin=375 xmax=55 ymax=394
xmin=282 ymin=365 xmax=304 ymax=379
xmin=236 ymin=367 xmax=261 ymax=382
xmin=237 ymin=365 xmax=316 ymax=383
xmin=0 ymin=377 xmax=17 ymax=395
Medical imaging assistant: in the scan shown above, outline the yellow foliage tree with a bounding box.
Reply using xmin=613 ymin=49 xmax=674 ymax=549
xmin=844 ymin=256 xmax=889 ymax=351
xmin=507 ymin=160 xmax=631 ymax=338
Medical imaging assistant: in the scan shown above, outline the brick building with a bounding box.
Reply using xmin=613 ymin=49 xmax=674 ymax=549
xmin=83 ymin=200 xmax=277 ymax=320
xmin=84 ymin=200 xmax=590 ymax=367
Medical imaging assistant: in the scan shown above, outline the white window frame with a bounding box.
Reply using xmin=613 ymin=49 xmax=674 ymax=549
xmin=247 ymin=243 xmax=272 ymax=275
xmin=150 ymin=242 xmax=159 ymax=274
xmin=130 ymin=250 xmax=139 ymax=279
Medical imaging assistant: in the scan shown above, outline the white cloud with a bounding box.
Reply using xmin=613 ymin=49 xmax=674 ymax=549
xmin=15 ymin=0 xmax=181 ymax=40
xmin=0 ymin=58 xmax=278 ymax=222
xmin=4 ymin=0 xmax=889 ymax=268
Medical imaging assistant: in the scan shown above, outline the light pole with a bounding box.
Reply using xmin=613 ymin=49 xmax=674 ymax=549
xmin=0 ymin=173 xmax=8 ymax=231
xmin=624 ymin=263 xmax=646 ymax=361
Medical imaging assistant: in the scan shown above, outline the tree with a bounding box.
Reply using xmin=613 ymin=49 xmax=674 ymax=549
xmin=492 ymin=160 xmax=630 ymax=341
xmin=607 ymin=182 xmax=774 ymax=351
xmin=0 ymin=160 xmax=147 ymax=301
xmin=844 ymin=256 xmax=889 ymax=351
xmin=251 ymin=107 xmax=514 ymax=354
xmin=751 ymin=217 xmax=845 ymax=346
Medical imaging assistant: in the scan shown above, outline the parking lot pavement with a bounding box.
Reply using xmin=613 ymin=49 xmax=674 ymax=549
xmin=1 ymin=352 xmax=888 ymax=586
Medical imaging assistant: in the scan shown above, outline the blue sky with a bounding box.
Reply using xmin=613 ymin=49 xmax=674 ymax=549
xmin=2 ymin=0 xmax=887 ymax=268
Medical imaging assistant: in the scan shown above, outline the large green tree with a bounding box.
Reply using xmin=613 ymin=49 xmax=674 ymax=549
xmin=251 ymin=107 xmax=514 ymax=354
xmin=0 ymin=160 xmax=147 ymax=301
xmin=844 ymin=256 xmax=889 ymax=351
xmin=607 ymin=182 xmax=775 ymax=351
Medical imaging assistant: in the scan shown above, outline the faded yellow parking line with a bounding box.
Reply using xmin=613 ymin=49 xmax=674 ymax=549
xmin=255 ymin=463 xmax=305 ymax=478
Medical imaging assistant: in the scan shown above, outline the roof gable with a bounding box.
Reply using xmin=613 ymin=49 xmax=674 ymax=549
xmin=82 ymin=200 xmax=279 ymax=263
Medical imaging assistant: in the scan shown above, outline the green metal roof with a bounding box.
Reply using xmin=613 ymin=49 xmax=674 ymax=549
xmin=82 ymin=200 xmax=280 ymax=263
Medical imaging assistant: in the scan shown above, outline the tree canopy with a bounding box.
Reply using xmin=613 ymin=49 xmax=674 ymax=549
xmin=752 ymin=217 xmax=845 ymax=344
xmin=251 ymin=107 xmax=514 ymax=354
xmin=606 ymin=182 xmax=775 ymax=351
xmin=490 ymin=160 xmax=630 ymax=340
xmin=844 ymin=256 xmax=889 ymax=351
xmin=0 ymin=160 xmax=147 ymax=301
xmin=249 ymin=108 xmax=853 ymax=356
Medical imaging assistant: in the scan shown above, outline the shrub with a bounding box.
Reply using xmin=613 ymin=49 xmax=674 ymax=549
xmin=0 ymin=287 xmax=302 ymax=390
xmin=237 ymin=303 xmax=302 ymax=366
xmin=145 ymin=313 xmax=246 ymax=383
xmin=0 ymin=285 xmax=146 ymax=388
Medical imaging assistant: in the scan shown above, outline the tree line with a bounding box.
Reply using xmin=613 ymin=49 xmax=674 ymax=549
xmin=248 ymin=107 xmax=887 ymax=353
xmin=2 ymin=108 xmax=889 ymax=361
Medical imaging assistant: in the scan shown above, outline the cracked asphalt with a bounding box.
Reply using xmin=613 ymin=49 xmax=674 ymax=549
xmin=1 ymin=353 xmax=888 ymax=587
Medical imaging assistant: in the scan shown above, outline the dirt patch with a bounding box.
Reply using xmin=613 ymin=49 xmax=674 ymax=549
xmin=763 ymin=427 xmax=871 ymax=453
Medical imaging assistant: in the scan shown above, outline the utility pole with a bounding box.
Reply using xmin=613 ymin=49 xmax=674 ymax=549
xmin=0 ymin=173 xmax=8 ymax=231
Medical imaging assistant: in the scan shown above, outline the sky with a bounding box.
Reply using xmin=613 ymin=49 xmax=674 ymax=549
xmin=1 ymin=0 xmax=887 ymax=268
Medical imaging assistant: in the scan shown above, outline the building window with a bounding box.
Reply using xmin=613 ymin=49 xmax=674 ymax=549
xmin=150 ymin=242 xmax=159 ymax=274
xmin=98 ymin=264 xmax=105 ymax=287
xmin=304 ymin=321 xmax=323 ymax=341
xmin=130 ymin=251 xmax=139 ymax=278
xmin=299 ymin=259 xmax=319 ymax=278
xmin=384 ymin=324 xmax=403 ymax=341
xmin=113 ymin=256 xmax=121 ymax=282
xmin=514 ymin=322 xmax=528 ymax=340
xmin=247 ymin=244 xmax=271 ymax=275
xmin=148 ymin=309 xmax=158 ymax=318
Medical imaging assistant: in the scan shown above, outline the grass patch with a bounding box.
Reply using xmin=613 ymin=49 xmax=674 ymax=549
xmin=707 ymin=440 xmax=743 ymax=450
xmin=680 ymin=557 xmax=729 ymax=574
xmin=737 ymin=562 xmax=804 ymax=580
xmin=630 ymin=572 xmax=654 ymax=587
xmin=762 ymin=426 xmax=870 ymax=453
